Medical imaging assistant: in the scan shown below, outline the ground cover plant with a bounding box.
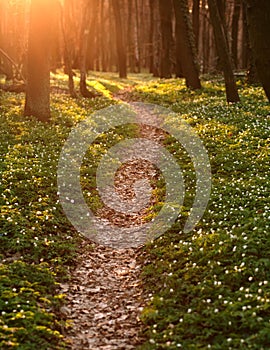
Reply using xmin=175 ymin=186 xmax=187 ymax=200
xmin=0 ymin=72 xmax=269 ymax=349
xmin=0 ymin=74 xmax=136 ymax=349
xmin=133 ymin=78 xmax=270 ymax=349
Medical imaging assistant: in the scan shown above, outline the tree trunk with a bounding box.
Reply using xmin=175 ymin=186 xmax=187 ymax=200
xmin=173 ymin=0 xmax=201 ymax=89
xmin=149 ymin=0 xmax=155 ymax=74
xmin=61 ymin=0 xmax=76 ymax=97
xmin=241 ymin=0 xmax=249 ymax=69
xmin=152 ymin=2 xmax=160 ymax=77
xmin=112 ymin=0 xmax=127 ymax=78
xmin=24 ymin=0 xmax=54 ymax=121
xmin=158 ymin=0 xmax=173 ymax=78
xmin=214 ymin=0 xmax=230 ymax=72
xmin=79 ymin=0 xmax=95 ymax=97
xmin=127 ymin=0 xmax=135 ymax=72
xmin=245 ymin=0 xmax=270 ymax=102
xmin=134 ymin=0 xmax=141 ymax=73
xmin=93 ymin=1 xmax=100 ymax=71
xmin=208 ymin=0 xmax=240 ymax=102
xmin=241 ymin=1 xmax=258 ymax=83
xmin=100 ymin=0 xmax=108 ymax=72
xmin=192 ymin=0 xmax=200 ymax=49
xmin=50 ymin=1 xmax=61 ymax=73
xmin=232 ymin=0 xmax=241 ymax=69
xmin=201 ymin=0 xmax=210 ymax=73
xmin=86 ymin=0 xmax=99 ymax=71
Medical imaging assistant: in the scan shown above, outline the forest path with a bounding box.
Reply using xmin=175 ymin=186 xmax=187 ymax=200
xmin=62 ymin=242 xmax=146 ymax=349
xmin=62 ymin=88 xmax=165 ymax=349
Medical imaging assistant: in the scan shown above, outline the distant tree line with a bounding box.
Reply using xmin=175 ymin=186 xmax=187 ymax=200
xmin=0 ymin=0 xmax=269 ymax=120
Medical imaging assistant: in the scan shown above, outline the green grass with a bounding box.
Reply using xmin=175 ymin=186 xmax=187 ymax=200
xmin=0 ymin=72 xmax=269 ymax=349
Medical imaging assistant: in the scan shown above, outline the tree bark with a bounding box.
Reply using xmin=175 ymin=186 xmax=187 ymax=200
xmin=201 ymin=0 xmax=210 ymax=73
xmin=149 ymin=0 xmax=155 ymax=74
xmin=61 ymin=0 xmax=76 ymax=97
xmin=134 ymin=0 xmax=141 ymax=73
xmin=24 ymin=0 xmax=55 ymax=121
xmin=100 ymin=0 xmax=107 ymax=72
xmin=208 ymin=0 xmax=240 ymax=102
xmin=79 ymin=0 xmax=95 ymax=97
xmin=241 ymin=1 xmax=258 ymax=83
xmin=245 ymin=0 xmax=270 ymax=101
xmin=192 ymin=0 xmax=200 ymax=49
xmin=173 ymin=0 xmax=201 ymax=89
xmin=241 ymin=0 xmax=249 ymax=69
xmin=158 ymin=0 xmax=173 ymax=78
xmin=112 ymin=0 xmax=127 ymax=78
xmin=86 ymin=0 xmax=99 ymax=71
xmin=127 ymin=0 xmax=135 ymax=72
xmin=232 ymin=0 xmax=241 ymax=69
xmin=152 ymin=2 xmax=160 ymax=76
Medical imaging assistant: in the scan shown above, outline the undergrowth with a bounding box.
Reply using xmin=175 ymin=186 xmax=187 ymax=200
xmin=133 ymin=78 xmax=270 ymax=349
xmin=1 ymin=72 xmax=269 ymax=349
xmin=0 ymin=74 xmax=134 ymax=349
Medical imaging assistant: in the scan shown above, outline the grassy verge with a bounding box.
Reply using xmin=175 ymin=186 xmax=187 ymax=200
xmin=132 ymin=77 xmax=270 ymax=349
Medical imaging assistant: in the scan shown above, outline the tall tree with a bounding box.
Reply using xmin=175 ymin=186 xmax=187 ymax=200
xmin=127 ymin=0 xmax=135 ymax=72
xmin=134 ymin=0 xmax=141 ymax=73
xmin=24 ymin=0 xmax=55 ymax=121
xmin=100 ymin=0 xmax=108 ymax=72
xmin=148 ymin=0 xmax=155 ymax=74
xmin=208 ymin=0 xmax=240 ymax=102
xmin=61 ymin=0 xmax=76 ymax=97
xmin=173 ymin=0 xmax=201 ymax=89
xmin=241 ymin=0 xmax=249 ymax=69
xmin=192 ymin=0 xmax=200 ymax=49
xmin=159 ymin=0 xmax=173 ymax=78
xmin=152 ymin=0 xmax=160 ymax=77
xmin=200 ymin=0 xmax=210 ymax=73
xmin=231 ymin=0 xmax=241 ymax=69
xmin=245 ymin=0 xmax=270 ymax=102
xmin=112 ymin=0 xmax=127 ymax=78
xmin=79 ymin=0 xmax=95 ymax=97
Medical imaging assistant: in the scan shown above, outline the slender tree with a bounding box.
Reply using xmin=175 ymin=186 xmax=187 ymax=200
xmin=127 ymin=0 xmax=135 ymax=72
xmin=134 ymin=0 xmax=141 ymax=73
xmin=241 ymin=1 xmax=258 ymax=84
xmin=231 ymin=0 xmax=241 ymax=69
xmin=79 ymin=0 xmax=95 ymax=97
xmin=24 ymin=0 xmax=55 ymax=121
xmin=208 ymin=0 xmax=240 ymax=102
xmin=86 ymin=0 xmax=99 ymax=71
xmin=173 ymin=0 xmax=201 ymax=89
xmin=192 ymin=0 xmax=200 ymax=49
xmin=241 ymin=0 xmax=249 ymax=69
xmin=159 ymin=0 xmax=173 ymax=78
xmin=112 ymin=0 xmax=127 ymax=78
xmin=245 ymin=0 xmax=270 ymax=102
xmin=152 ymin=0 xmax=160 ymax=77
xmin=149 ymin=0 xmax=155 ymax=74
xmin=100 ymin=0 xmax=108 ymax=72
xmin=61 ymin=0 xmax=76 ymax=97
xmin=200 ymin=0 xmax=210 ymax=73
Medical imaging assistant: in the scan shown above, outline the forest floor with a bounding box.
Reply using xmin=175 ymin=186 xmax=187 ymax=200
xmin=0 ymin=72 xmax=269 ymax=350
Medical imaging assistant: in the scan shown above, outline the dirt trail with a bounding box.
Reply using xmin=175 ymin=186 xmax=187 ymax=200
xmin=62 ymin=242 xmax=146 ymax=349
xmin=63 ymin=89 xmax=165 ymax=349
